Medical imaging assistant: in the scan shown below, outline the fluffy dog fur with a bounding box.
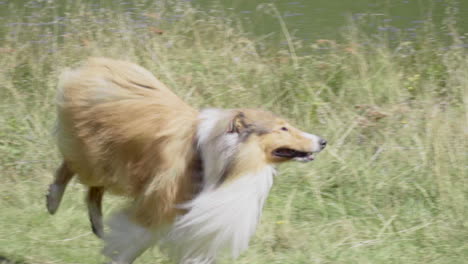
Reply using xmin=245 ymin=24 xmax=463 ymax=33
xmin=46 ymin=57 xmax=326 ymax=264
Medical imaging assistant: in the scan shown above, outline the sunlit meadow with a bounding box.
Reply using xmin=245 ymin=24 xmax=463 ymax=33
xmin=0 ymin=1 xmax=466 ymax=263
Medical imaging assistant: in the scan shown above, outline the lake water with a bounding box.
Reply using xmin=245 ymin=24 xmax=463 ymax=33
xmin=194 ymin=0 xmax=468 ymax=48
xmin=1 ymin=0 xmax=467 ymax=50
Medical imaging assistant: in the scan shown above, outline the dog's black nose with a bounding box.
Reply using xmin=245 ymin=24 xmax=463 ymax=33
xmin=319 ymin=138 xmax=327 ymax=149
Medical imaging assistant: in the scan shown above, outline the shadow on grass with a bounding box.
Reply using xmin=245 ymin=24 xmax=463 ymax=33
xmin=0 ymin=256 xmax=27 ymax=264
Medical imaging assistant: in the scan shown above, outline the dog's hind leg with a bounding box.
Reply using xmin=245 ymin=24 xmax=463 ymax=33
xmin=46 ymin=161 xmax=74 ymax=214
xmin=87 ymin=186 xmax=105 ymax=238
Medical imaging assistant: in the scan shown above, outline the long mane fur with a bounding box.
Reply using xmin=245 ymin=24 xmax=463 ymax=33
xmin=164 ymin=165 xmax=275 ymax=263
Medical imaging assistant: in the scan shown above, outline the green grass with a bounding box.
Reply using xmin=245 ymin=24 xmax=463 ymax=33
xmin=0 ymin=1 xmax=467 ymax=263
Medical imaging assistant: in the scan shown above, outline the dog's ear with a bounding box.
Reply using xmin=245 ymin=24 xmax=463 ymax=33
xmin=227 ymin=112 xmax=249 ymax=134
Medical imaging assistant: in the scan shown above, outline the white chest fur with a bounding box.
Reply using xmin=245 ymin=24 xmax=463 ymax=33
xmin=164 ymin=166 xmax=276 ymax=263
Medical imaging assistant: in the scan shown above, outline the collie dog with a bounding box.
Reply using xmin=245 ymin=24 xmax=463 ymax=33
xmin=46 ymin=57 xmax=326 ymax=264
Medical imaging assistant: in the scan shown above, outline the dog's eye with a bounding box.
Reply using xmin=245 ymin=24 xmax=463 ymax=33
xmin=280 ymin=127 xmax=288 ymax=131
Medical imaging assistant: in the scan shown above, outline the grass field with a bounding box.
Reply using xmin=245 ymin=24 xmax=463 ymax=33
xmin=0 ymin=1 xmax=467 ymax=263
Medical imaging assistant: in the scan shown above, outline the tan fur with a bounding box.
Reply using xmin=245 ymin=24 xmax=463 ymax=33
xmin=48 ymin=58 xmax=327 ymax=264
xmin=52 ymin=57 xmax=324 ymax=234
xmin=56 ymin=57 xmax=199 ymax=227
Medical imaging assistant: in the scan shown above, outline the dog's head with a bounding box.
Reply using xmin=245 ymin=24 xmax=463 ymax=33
xmin=227 ymin=109 xmax=326 ymax=164
xmin=197 ymin=108 xmax=326 ymax=186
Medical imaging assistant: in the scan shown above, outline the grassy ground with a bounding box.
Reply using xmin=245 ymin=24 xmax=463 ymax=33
xmin=0 ymin=1 xmax=467 ymax=263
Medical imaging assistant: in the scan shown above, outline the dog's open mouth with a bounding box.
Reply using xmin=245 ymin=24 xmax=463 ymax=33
xmin=273 ymin=148 xmax=315 ymax=162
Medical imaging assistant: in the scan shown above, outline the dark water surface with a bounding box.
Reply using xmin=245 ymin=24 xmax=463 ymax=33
xmin=194 ymin=0 xmax=468 ymax=48
xmin=1 ymin=0 xmax=467 ymax=50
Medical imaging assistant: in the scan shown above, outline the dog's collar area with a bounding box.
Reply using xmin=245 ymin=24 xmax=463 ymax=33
xmin=191 ymin=149 xmax=205 ymax=194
